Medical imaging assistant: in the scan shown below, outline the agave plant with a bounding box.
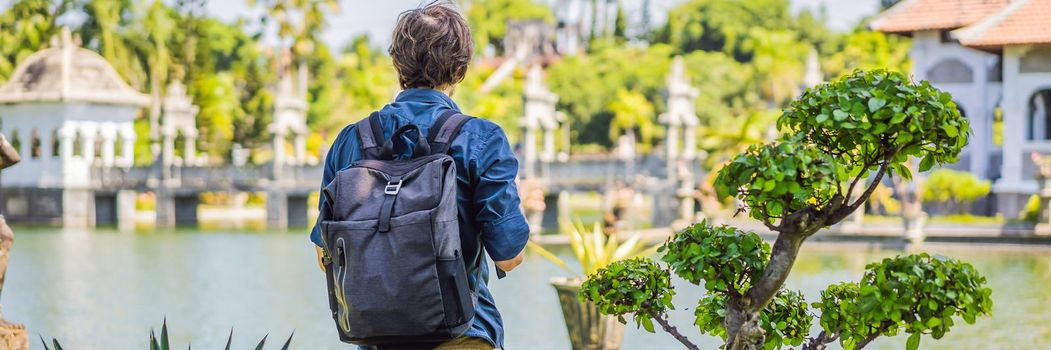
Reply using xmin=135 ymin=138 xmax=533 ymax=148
xmin=528 ymin=220 xmax=657 ymax=278
xmin=40 ymin=319 xmax=294 ymax=350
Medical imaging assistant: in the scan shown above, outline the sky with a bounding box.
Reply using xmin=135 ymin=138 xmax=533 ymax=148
xmin=206 ymin=0 xmax=882 ymax=51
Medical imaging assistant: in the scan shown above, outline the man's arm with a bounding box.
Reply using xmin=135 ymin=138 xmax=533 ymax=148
xmin=470 ymin=124 xmax=531 ymax=275
xmin=495 ymin=251 xmax=525 ymax=272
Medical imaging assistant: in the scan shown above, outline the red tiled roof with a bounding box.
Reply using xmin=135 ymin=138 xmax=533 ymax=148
xmin=870 ymin=0 xmax=1009 ymax=33
xmin=955 ymin=0 xmax=1051 ymax=48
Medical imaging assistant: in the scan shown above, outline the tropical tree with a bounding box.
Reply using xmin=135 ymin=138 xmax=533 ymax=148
xmin=0 ymin=0 xmax=73 ymax=81
xmin=825 ymin=29 xmax=912 ymax=78
xmin=580 ymin=70 xmax=990 ymax=350
xmin=465 ymin=0 xmax=554 ymax=56
xmin=653 ymin=0 xmax=795 ymax=59
xmin=742 ymin=27 xmax=809 ymax=106
xmin=607 ymin=89 xmax=657 ymax=152
xmin=546 ymin=43 xmax=672 ymax=149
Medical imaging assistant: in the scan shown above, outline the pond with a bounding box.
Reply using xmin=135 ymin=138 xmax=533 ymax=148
xmin=5 ymin=228 xmax=1050 ymax=349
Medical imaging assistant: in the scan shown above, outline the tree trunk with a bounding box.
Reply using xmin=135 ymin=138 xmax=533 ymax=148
xmin=725 ymin=233 xmax=805 ymax=350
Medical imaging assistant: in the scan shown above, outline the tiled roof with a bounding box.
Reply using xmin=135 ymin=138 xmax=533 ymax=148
xmin=954 ymin=0 xmax=1051 ymax=48
xmin=870 ymin=0 xmax=1009 ymax=33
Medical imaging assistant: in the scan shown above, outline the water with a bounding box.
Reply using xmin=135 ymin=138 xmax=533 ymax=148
xmin=5 ymin=228 xmax=1050 ymax=349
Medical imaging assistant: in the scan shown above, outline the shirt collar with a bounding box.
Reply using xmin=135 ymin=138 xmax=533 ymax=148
xmin=395 ymin=88 xmax=461 ymax=111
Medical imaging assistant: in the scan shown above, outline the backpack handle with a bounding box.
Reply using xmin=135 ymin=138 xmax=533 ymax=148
xmin=380 ymin=124 xmax=431 ymax=160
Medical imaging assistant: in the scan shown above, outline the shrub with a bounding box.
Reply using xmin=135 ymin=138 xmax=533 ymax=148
xmin=579 ymin=70 xmax=990 ymax=350
xmin=1022 ymin=194 xmax=1041 ymax=223
xmin=922 ymin=169 xmax=991 ymax=214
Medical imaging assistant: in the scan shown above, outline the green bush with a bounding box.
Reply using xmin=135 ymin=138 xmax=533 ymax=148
xmin=1021 ymin=194 xmax=1041 ymax=223
xmin=923 ymin=169 xmax=991 ymax=214
xmin=580 ymin=70 xmax=988 ymax=350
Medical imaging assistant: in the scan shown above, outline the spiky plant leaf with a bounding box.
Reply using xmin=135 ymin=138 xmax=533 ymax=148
xmin=53 ymin=338 xmax=64 ymax=350
xmin=280 ymin=331 xmax=294 ymax=350
xmin=526 ymin=240 xmax=574 ymax=276
xmin=224 ymin=329 xmax=233 ymax=350
xmin=40 ymin=335 xmax=50 ymax=350
xmin=161 ymin=318 xmax=170 ymax=350
xmin=150 ymin=329 xmax=160 ymax=350
xmin=254 ymin=334 xmax=268 ymax=350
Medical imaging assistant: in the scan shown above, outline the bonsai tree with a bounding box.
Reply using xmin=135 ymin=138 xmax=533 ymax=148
xmin=580 ymin=70 xmax=992 ymax=350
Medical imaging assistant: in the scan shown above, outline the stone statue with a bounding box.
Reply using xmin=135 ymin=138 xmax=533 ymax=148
xmin=1032 ymin=152 xmax=1051 ymax=235
xmin=0 ymin=134 xmax=28 ymax=350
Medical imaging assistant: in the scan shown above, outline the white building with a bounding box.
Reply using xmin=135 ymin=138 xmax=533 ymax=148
xmin=873 ymin=0 xmax=1051 ymax=216
xmin=0 ymin=29 xmax=149 ymax=226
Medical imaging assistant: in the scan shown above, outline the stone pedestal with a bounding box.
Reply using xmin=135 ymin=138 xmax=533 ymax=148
xmin=266 ymin=190 xmax=310 ymax=229
xmin=1033 ymin=155 xmax=1051 ymax=235
xmin=904 ymin=212 xmax=928 ymax=246
xmin=116 ymin=190 xmax=137 ymax=232
xmin=156 ymin=190 xmax=199 ymax=228
xmin=62 ymin=189 xmax=95 ymax=229
xmin=541 ymin=192 xmax=563 ymax=233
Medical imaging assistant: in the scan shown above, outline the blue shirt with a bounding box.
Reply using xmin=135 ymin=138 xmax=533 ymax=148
xmin=310 ymin=88 xmax=531 ymax=349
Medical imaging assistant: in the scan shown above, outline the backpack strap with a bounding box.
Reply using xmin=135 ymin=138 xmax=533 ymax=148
xmin=428 ymin=110 xmax=475 ymax=155
xmin=356 ymin=112 xmax=386 ymax=160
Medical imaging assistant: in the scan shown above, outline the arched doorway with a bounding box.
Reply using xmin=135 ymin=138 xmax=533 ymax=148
xmin=7 ymin=129 xmax=20 ymax=155
xmin=1028 ymin=89 xmax=1051 ymax=141
xmin=30 ymin=128 xmax=41 ymax=158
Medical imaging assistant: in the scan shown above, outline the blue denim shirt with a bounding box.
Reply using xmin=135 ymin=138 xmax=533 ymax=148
xmin=310 ymin=88 xmax=530 ymax=349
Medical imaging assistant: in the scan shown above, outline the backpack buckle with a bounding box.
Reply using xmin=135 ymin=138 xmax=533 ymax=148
xmin=384 ymin=179 xmax=403 ymax=195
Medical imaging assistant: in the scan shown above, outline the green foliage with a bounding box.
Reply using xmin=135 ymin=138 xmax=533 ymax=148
xmin=825 ymin=29 xmax=911 ymax=78
xmin=814 ymin=254 xmax=993 ymax=350
xmin=660 ymin=222 xmax=769 ymax=295
xmin=546 ymin=43 xmax=673 ymax=149
xmin=812 ymin=282 xmax=866 ymax=349
xmin=455 ymin=62 xmax=524 ymax=143
xmin=580 ymin=258 xmax=675 ymax=333
xmin=0 ymin=0 xmax=69 ymax=80
xmin=608 ymin=89 xmax=658 ymax=151
xmin=779 ymin=70 xmax=969 ymax=181
xmin=1022 ymin=194 xmax=1041 ymax=223
xmin=715 ymin=135 xmax=844 ymax=221
xmin=695 ymin=290 xmax=812 ymax=350
xmin=583 ymin=69 xmax=986 ymax=350
xmin=922 ymin=169 xmax=992 ymax=214
xmin=742 ymin=27 xmax=809 ymax=104
xmin=466 ymin=0 xmax=554 ymax=55
xmin=655 ymin=0 xmax=795 ymax=59
xmin=528 ymin=220 xmax=656 ymax=277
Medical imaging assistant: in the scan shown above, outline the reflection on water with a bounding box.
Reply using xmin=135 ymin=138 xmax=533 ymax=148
xmin=5 ymin=228 xmax=1049 ymax=349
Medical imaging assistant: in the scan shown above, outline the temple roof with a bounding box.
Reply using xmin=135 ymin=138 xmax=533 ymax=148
xmin=870 ymin=0 xmax=1009 ymax=33
xmin=953 ymin=0 xmax=1051 ymax=49
xmin=0 ymin=28 xmax=150 ymax=106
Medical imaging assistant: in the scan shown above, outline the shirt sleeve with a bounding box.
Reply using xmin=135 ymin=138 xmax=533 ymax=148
xmin=470 ymin=124 xmax=530 ymax=262
xmin=310 ymin=126 xmax=354 ymax=247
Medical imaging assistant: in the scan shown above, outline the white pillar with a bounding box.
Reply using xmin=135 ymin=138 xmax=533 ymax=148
xmin=523 ymin=126 xmax=537 ymax=179
xmin=119 ymin=123 xmax=136 ymax=168
xmin=541 ymin=128 xmax=555 ymax=162
xmin=273 ymin=131 xmax=288 ymax=168
xmin=58 ymin=125 xmax=75 ymax=161
xmin=666 ymin=124 xmax=680 ymax=177
xmin=293 ymin=133 xmax=306 ymax=166
xmin=162 ymin=130 xmax=176 ymax=167
xmin=1000 ymin=49 xmax=1024 ymax=189
xmin=683 ymin=124 xmax=697 ymax=160
xmin=80 ymin=123 xmax=97 ymax=163
xmin=100 ymin=124 xmax=117 ymax=167
xmin=184 ymin=130 xmax=198 ymax=167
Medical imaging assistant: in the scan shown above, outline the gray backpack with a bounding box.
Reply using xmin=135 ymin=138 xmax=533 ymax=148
xmin=319 ymin=111 xmax=476 ymax=346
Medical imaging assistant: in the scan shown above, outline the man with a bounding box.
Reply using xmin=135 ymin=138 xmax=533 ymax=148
xmin=309 ymin=2 xmax=529 ymax=349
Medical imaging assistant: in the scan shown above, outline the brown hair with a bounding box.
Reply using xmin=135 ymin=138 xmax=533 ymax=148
xmin=389 ymin=1 xmax=474 ymax=90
